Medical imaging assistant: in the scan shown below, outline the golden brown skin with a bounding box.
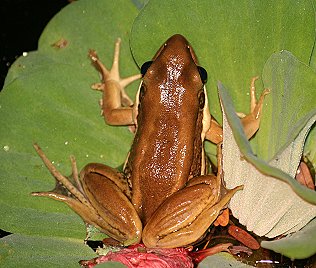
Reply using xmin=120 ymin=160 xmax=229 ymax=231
xmin=127 ymin=35 xmax=207 ymax=223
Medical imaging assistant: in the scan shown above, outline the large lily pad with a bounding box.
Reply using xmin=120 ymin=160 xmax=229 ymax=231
xmin=131 ymin=0 xmax=314 ymax=122
xmin=131 ymin=0 xmax=316 ymax=164
xmin=0 ymin=234 xmax=95 ymax=267
xmin=1 ymin=0 xmax=140 ymax=239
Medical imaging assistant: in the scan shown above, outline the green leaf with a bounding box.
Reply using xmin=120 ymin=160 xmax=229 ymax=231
xmin=219 ymin=80 xmax=316 ymax=238
xmin=304 ymin=126 xmax=316 ymax=170
xmin=253 ymin=51 xmax=316 ymax=161
xmin=131 ymin=0 xmax=316 ymax=163
xmin=217 ymin=50 xmax=316 ymax=241
xmin=261 ymin=218 xmax=316 ymax=259
xmin=199 ymin=252 xmax=253 ymax=268
xmin=0 ymin=234 xmax=95 ymax=267
xmin=131 ymin=0 xmax=315 ymax=123
xmin=0 ymin=0 xmax=139 ymax=238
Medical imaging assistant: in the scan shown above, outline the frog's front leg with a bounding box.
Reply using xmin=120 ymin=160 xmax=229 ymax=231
xmin=32 ymin=144 xmax=142 ymax=246
xmin=206 ymin=77 xmax=270 ymax=143
xmin=89 ymin=38 xmax=141 ymax=126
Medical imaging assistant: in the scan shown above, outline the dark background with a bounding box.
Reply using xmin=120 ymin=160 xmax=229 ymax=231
xmin=0 ymin=0 xmax=70 ymax=89
xmin=0 ymin=0 xmax=69 ymax=237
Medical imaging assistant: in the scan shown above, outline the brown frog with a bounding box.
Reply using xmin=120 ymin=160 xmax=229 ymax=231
xmin=33 ymin=34 xmax=268 ymax=248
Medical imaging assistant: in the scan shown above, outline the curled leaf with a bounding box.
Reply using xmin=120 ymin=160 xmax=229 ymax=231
xmin=219 ymin=78 xmax=316 ymax=256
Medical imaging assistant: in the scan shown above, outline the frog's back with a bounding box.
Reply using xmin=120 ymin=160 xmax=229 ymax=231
xmin=125 ymin=35 xmax=206 ymax=223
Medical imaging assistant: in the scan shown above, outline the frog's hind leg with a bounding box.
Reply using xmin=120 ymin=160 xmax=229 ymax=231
xmin=142 ymin=144 xmax=242 ymax=248
xmin=32 ymin=144 xmax=142 ymax=246
xmin=142 ymin=176 xmax=242 ymax=248
xmin=80 ymin=163 xmax=142 ymax=246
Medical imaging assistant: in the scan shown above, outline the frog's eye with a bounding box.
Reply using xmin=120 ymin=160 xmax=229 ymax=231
xmin=141 ymin=61 xmax=153 ymax=76
xmin=197 ymin=66 xmax=208 ymax=84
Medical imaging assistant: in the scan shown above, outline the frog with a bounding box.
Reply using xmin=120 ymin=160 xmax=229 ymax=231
xmin=33 ymin=34 xmax=269 ymax=248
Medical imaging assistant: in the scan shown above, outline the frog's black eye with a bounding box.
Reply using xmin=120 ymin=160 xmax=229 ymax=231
xmin=197 ymin=66 xmax=208 ymax=84
xmin=198 ymin=91 xmax=205 ymax=109
xmin=141 ymin=61 xmax=153 ymax=76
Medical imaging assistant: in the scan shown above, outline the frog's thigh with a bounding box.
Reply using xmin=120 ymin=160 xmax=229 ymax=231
xmin=82 ymin=164 xmax=142 ymax=245
xmin=142 ymin=181 xmax=229 ymax=248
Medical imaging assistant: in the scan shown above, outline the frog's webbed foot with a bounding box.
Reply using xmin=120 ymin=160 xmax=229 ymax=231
xmin=32 ymin=144 xmax=106 ymax=233
xmin=89 ymin=39 xmax=141 ymax=126
xmin=32 ymin=144 xmax=142 ymax=246
xmin=206 ymin=77 xmax=269 ymax=143
xmin=32 ymin=144 xmax=90 ymax=205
